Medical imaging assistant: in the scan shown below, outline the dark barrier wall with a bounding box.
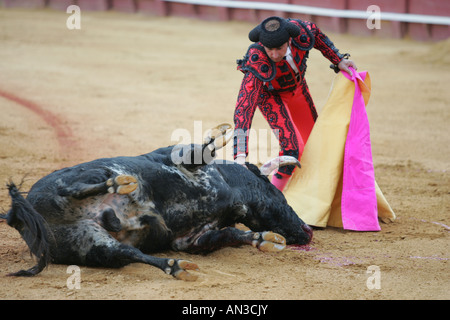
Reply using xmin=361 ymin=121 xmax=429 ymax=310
xmin=1 ymin=0 xmax=449 ymax=41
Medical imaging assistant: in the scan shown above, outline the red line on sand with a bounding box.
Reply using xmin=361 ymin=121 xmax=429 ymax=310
xmin=0 ymin=89 xmax=76 ymax=155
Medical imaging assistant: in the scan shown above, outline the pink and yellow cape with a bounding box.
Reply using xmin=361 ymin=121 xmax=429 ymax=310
xmin=284 ymin=69 xmax=395 ymax=231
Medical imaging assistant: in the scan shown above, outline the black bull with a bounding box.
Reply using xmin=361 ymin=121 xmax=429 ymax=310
xmin=1 ymin=125 xmax=312 ymax=281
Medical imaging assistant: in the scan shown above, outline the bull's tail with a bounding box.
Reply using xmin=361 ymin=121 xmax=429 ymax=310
xmin=2 ymin=182 xmax=52 ymax=276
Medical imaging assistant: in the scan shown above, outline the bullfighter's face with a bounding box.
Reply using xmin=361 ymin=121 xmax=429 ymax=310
xmin=263 ymin=41 xmax=289 ymax=63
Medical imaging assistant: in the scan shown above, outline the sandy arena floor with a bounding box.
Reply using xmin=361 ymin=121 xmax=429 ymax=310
xmin=0 ymin=8 xmax=448 ymax=300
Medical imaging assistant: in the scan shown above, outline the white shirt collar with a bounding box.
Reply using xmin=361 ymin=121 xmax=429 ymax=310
xmin=285 ymin=46 xmax=299 ymax=74
xmin=285 ymin=46 xmax=292 ymax=57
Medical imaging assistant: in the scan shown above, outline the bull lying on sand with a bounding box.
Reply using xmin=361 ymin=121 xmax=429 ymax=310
xmin=1 ymin=124 xmax=312 ymax=281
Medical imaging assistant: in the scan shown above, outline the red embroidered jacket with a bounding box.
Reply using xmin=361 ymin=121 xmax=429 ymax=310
xmin=234 ymin=19 xmax=346 ymax=158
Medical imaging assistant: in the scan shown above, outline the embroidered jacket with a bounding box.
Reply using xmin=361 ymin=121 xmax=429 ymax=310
xmin=234 ymin=19 xmax=346 ymax=158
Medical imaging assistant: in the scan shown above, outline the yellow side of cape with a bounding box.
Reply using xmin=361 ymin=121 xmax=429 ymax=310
xmin=283 ymin=72 xmax=395 ymax=228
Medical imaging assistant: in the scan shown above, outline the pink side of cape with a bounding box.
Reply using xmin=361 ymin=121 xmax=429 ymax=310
xmin=341 ymin=69 xmax=380 ymax=231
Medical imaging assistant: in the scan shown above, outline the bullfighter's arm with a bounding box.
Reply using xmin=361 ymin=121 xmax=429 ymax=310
xmin=233 ymin=72 xmax=264 ymax=162
xmin=308 ymin=21 xmax=357 ymax=75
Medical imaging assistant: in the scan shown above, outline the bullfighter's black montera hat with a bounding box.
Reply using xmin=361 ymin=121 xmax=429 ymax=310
xmin=248 ymin=16 xmax=300 ymax=48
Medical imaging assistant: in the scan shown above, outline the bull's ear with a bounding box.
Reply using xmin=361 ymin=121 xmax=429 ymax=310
xmin=259 ymin=156 xmax=301 ymax=176
xmin=172 ymin=123 xmax=234 ymax=171
xmin=175 ymin=144 xmax=205 ymax=167
xmin=174 ymin=144 xmax=213 ymax=171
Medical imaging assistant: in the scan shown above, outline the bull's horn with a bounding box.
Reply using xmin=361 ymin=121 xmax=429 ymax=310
xmin=204 ymin=123 xmax=233 ymax=151
xmin=259 ymin=156 xmax=301 ymax=176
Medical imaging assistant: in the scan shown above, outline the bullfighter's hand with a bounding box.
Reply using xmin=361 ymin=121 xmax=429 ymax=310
xmin=235 ymin=154 xmax=247 ymax=168
xmin=338 ymin=59 xmax=357 ymax=76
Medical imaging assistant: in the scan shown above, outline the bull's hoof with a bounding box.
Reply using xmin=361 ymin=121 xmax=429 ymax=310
xmin=107 ymin=175 xmax=138 ymax=194
xmin=166 ymin=259 xmax=199 ymax=281
xmin=254 ymin=232 xmax=286 ymax=252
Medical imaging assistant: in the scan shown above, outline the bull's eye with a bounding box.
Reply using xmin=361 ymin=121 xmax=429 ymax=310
xmin=261 ymin=64 xmax=269 ymax=73
xmin=251 ymin=54 xmax=259 ymax=62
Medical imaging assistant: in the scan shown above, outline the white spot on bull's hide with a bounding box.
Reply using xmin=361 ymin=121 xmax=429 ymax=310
xmin=169 ymin=202 xmax=194 ymax=214
xmin=173 ymin=222 xmax=218 ymax=251
xmin=108 ymin=164 xmax=127 ymax=176
xmin=161 ymin=164 xmax=200 ymax=186
xmin=161 ymin=164 xmax=215 ymax=190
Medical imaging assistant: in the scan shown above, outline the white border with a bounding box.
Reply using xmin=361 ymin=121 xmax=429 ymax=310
xmin=162 ymin=0 xmax=450 ymax=25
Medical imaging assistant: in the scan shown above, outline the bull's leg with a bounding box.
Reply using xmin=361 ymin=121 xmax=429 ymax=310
xmin=53 ymin=222 xmax=198 ymax=281
xmin=57 ymin=175 xmax=137 ymax=199
xmin=185 ymin=227 xmax=286 ymax=254
xmin=85 ymin=244 xmax=199 ymax=281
